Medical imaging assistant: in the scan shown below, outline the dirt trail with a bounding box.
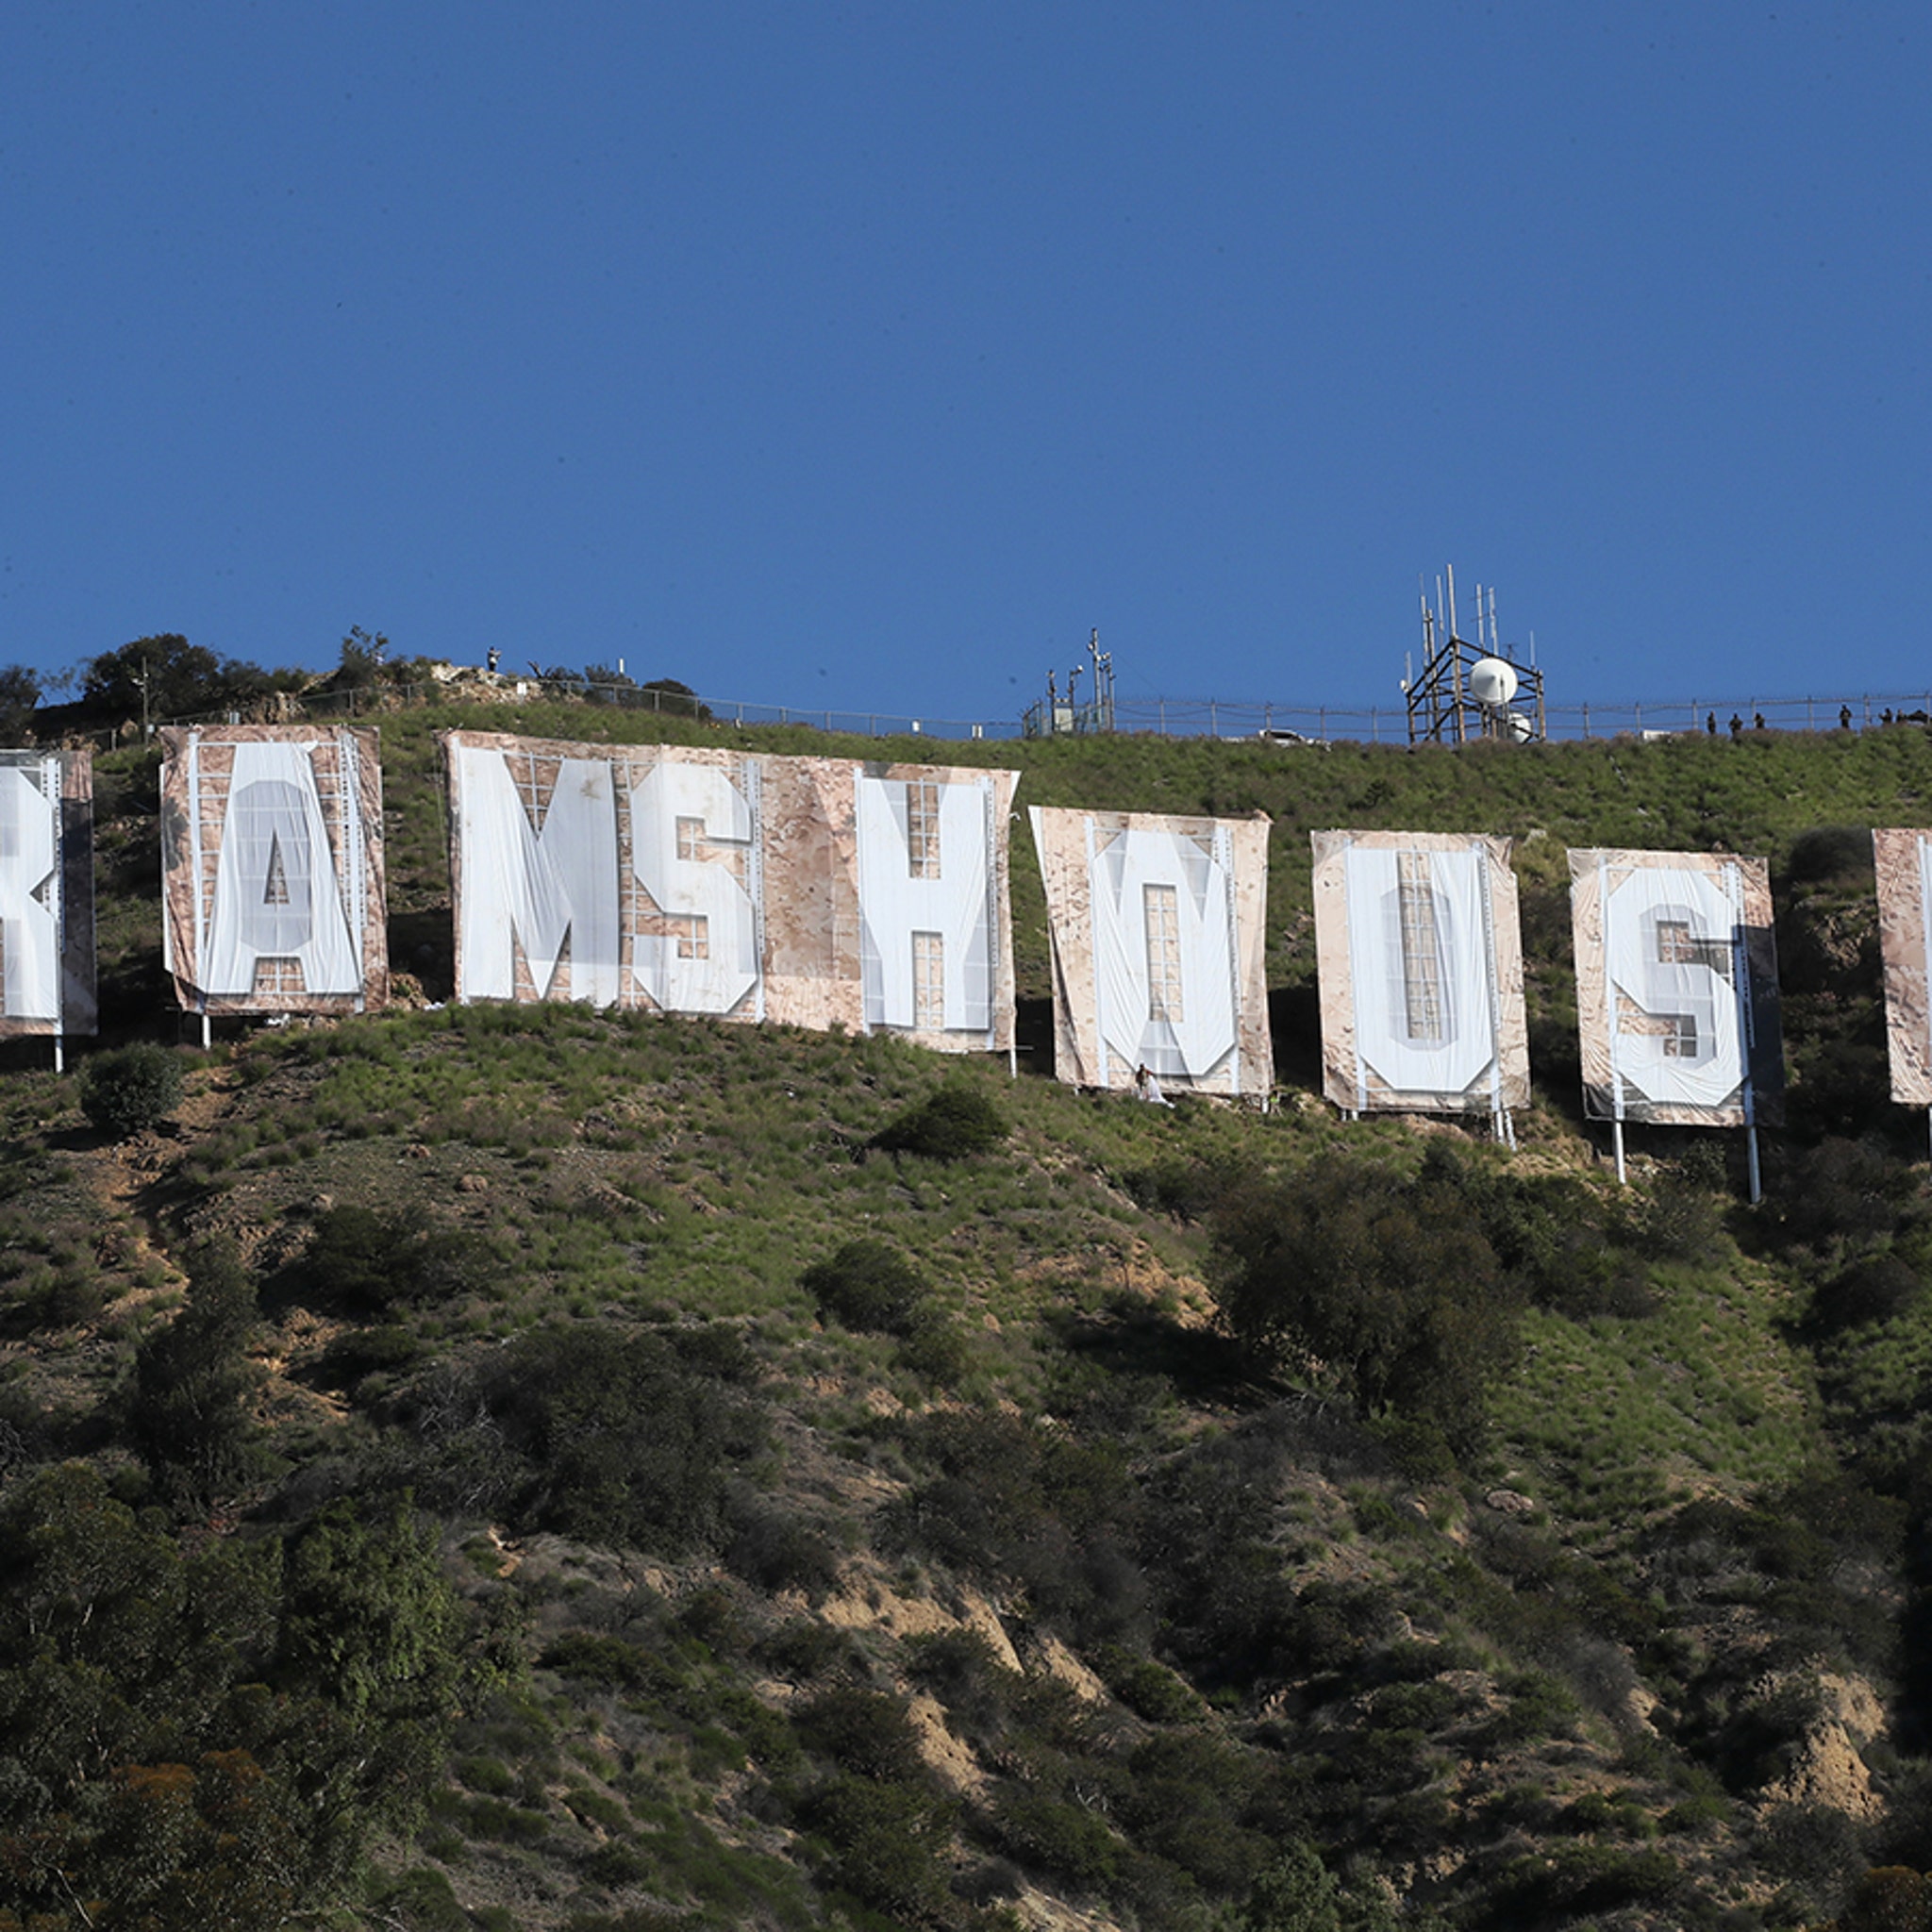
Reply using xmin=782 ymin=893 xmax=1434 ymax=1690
xmin=78 ymin=1060 xmax=248 ymax=1274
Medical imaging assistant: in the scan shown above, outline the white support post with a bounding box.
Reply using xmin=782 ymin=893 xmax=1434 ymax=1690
xmin=1612 ymin=1119 xmax=1627 ymax=1186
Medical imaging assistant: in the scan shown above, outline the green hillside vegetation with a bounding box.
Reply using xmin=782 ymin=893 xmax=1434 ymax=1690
xmin=6 ymin=688 xmax=1932 ymax=1931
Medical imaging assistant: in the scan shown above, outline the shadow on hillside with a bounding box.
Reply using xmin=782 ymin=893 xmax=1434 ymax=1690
xmin=1014 ymin=996 xmax=1055 ymax=1078
xmin=1268 ymin=985 xmax=1321 ymax=1091
xmin=390 ymin=907 xmax=455 ymax=1002
xmin=1051 ymin=1300 xmax=1259 ymax=1408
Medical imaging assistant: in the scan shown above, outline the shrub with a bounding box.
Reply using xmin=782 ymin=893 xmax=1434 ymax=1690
xmin=1123 ymin=1149 xmax=1256 ymax=1222
xmin=797 ymin=1774 xmax=956 ymax=1923
xmin=801 ymin=1239 xmax=927 ymax=1335
xmin=873 ymin=1083 xmax=1008 ymax=1159
xmin=991 ymin=1787 xmax=1123 ymax=1891
xmin=637 ymin=676 xmax=710 ymax=719
xmin=125 ymin=1237 xmax=264 ymax=1503
xmin=1812 ymin=1254 xmax=1924 ymax=1332
xmin=475 ymin=1326 xmax=763 ymax=1554
xmin=79 ymin=1042 xmax=184 ymax=1138
xmin=1210 ymin=1156 xmax=1518 ymax=1455
xmin=1092 ymin=1642 xmax=1202 ymax=1723
xmin=304 ymin=1204 xmax=502 ymax=1317
xmin=725 ymin=1495 xmax=841 ymax=1596
xmin=795 ymin=1687 xmax=928 ymax=1786
xmin=1837 ymin=1866 xmax=1932 ymax=1932
xmin=1774 ymin=1138 xmax=1910 ymax=1254
xmin=315 ymin=1323 xmax=423 ymax=1390
xmin=1787 ymin=824 xmax=1875 ymax=885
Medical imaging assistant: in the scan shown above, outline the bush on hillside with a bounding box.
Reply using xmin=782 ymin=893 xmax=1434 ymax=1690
xmin=125 ymin=1238 xmax=265 ymax=1503
xmin=873 ymin=1082 xmax=1008 ymax=1159
xmin=302 ymin=1204 xmax=502 ymax=1317
xmin=78 ymin=1041 xmax=184 ymax=1138
xmin=1210 ymin=1156 xmax=1519 ymax=1456
xmin=474 ymin=1325 xmax=763 ymax=1554
xmin=801 ymin=1239 xmax=927 ymax=1335
xmin=1810 ymin=1253 xmax=1924 ymax=1332
xmin=1772 ymin=1137 xmax=1912 ymax=1255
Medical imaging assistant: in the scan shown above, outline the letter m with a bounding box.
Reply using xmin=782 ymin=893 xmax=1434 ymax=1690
xmin=455 ymin=744 xmax=620 ymax=1004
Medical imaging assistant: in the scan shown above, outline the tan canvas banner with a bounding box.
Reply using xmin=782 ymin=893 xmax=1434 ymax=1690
xmin=1568 ymin=847 xmax=1783 ymax=1127
xmin=159 ymin=726 xmax=388 ymax=1016
xmin=1311 ymin=828 xmax=1528 ymax=1116
xmin=1029 ymin=806 xmax=1270 ymax=1095
xmin=447 ymin=734 xmax=1018 ymax=1051
xmin=0 ymin=748 xmax=95 ymax=1038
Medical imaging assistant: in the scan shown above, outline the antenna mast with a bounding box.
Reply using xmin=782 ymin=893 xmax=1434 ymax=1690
xmin=1404 ymin=567 xmax=1546 ymax=745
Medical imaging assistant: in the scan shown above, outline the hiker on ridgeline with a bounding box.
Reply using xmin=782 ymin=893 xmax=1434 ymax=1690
xmin=1706 ymin=711 xmax=1717 ymax=736
xmin=1755 ymin=712 xmax=1766 ymax=731
xmin=1729 ymin=713 xmax=1743 ymax=739
xmin=1840 ymin=705 xmax=1853 ymax=729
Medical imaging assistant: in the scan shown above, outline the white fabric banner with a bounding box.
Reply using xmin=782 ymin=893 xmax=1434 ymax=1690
xmin=203 ymin=741 xmax=361 ymax=996
xmin=1090 ymin=821 xmax=1238 ymax=1083
xmin=1600 ymin=857 xmax=1744 ymax=1111
xmin=1030 ymin=806 xmax=1271 ymax=1095
xmin=630 ymin=759 xmax=760 ymax=1016
xmin=0 ymin=760 xmax=59 ymax=1021
xmin=1312 ymin=828 xmax=1529 ymax=1116
xmin=1341 ymin=841 xmax=1496 ymax=1100
xmin=454 ymin=742 xmax=622 ymax=1005
xmin=160 ymin=727 xmax=385 ymax=1015
xmin=447 ymin=735 xmax=1017 ymax=1049
xmin=857 ymin=774 xmax=995 ymax=1040
xmin=1568 ymin=846 xmax=1780 ymax=1127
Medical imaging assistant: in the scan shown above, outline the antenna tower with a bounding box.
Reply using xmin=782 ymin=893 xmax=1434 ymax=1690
xmin=1023 ymin=629 xmax=1117 ymax=738
xmin=1403 ymin=567 xmax=1546 ymax=745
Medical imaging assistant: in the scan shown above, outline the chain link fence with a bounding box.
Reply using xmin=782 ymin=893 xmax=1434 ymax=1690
xmin=85 ymin=674 xmax=1932 ymax=749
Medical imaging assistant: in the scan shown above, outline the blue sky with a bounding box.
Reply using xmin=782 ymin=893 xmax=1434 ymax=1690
xmin=3 ymin=4 xmax=1925 ymax=726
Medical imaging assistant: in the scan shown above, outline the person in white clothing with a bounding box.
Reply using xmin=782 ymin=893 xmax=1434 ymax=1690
xmin=1134 ymin=1064 xmax=1174 ymax=1107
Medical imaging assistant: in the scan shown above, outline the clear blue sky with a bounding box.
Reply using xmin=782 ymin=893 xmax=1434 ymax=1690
xmin=3 ymin=4 xmax=1925 ymax=724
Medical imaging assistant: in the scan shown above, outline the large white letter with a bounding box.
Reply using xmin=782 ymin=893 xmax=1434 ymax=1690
xmin=1090 ymin=824 xmax=1237 ymax=1081
xmin=1342 ymin=842 xmax=1497 ymax=1096
xmin=203 ymin=741 xmax=360 ymax=996
xmin=457 ymin=745 xmax=620 ymax=1004
xmin=856 ymin=774 xmax=992 ymax=1035
xmin=0 ymin=762 xmax=58 ymax=1020
xmin=1605 ymin=862 xmax=1741 ymax=1108
xmin=630 ymin=760 xmax=759 ymax=1016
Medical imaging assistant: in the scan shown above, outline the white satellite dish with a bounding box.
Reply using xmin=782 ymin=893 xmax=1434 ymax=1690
xmin=1469 ymin=657 xmax=1519 ymax=707
xmin=1508 ymin=710 xmax=1535 ymax=741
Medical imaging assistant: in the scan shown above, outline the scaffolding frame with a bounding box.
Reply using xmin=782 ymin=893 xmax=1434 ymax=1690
xmin=1404 ymin=567 xmax=1546 ymax=745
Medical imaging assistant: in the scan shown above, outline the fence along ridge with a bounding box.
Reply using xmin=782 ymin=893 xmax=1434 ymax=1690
xmin=59 ymin=671 xmax=1932 ymax=750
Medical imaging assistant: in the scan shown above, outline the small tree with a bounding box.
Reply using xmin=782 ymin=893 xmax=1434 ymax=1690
xmin=79 ymin=1042 xmax=184 ymax=1138
xmin=639 ymin=676 xmax=710 ymax=719
xmin=1211 ymin=1157 xmax=1518 ymax=1457
xmin=127 ymin=1238 xmax=264 ymax=1503
xmin=81 ymin=633 xmax=273 ymax=725
xmin=0 ymin=664 xmax=40 ymax=739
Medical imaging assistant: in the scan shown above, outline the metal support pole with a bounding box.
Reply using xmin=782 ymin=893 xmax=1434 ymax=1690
xmin=1612 ymin=1119 xmax=1626 ymax=1185
xmin=1747 ymin=1124 xmax=1762 ymax=1205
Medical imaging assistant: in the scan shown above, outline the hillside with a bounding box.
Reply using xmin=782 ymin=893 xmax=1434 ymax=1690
xmin=5 ymin=703 xmax=1932 ymax=1932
